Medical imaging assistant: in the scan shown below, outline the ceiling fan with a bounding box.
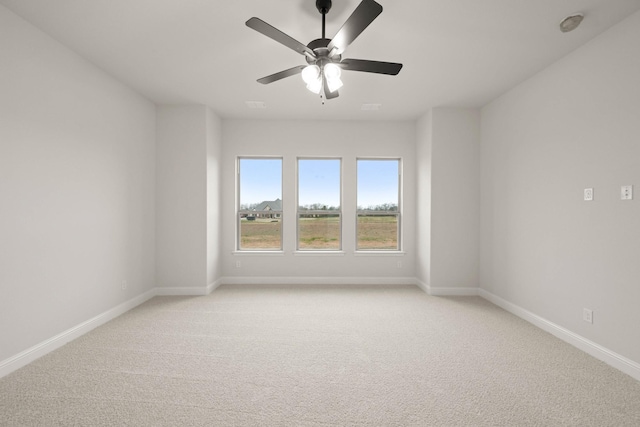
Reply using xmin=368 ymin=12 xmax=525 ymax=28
xmin=246 ymin=0 xmax=403 ymax=101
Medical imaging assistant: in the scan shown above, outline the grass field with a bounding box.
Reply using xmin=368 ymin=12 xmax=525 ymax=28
xmin=298 ymin=215 xmax=340 ymax=250
xmin=239 ymin=216 xmax=398 ymax=250
xmin=239 ymin=218 xmax=282 ymax=249
xmin=357 ymin=215 xmax=398 ymax=250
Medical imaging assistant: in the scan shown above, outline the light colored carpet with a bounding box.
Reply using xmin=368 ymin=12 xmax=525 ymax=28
xmin=1 ymin=285 xmax=639 ymax=426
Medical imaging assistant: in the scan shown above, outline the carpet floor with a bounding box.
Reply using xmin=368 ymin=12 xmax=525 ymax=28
xmin=1 ymin=284 xmax=639 ymax=426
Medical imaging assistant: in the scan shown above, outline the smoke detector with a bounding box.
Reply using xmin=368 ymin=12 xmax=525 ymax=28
xmin=560 ymin=13 xmax=584 ymax=33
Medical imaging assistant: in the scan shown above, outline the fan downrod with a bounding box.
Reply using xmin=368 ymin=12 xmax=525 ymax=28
xmin=316 ymin=0 xmax=332 ymax=39
xmin=308 ymin=0 xmax=338 ymax=64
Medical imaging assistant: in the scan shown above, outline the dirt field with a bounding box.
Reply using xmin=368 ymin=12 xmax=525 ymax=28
xmin=239 ymin=216 xmax=397 ymax=250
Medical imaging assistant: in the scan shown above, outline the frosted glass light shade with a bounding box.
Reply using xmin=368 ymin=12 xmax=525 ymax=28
xmin=306 ymin=79 xmax=322 ymax=94
xmin=324 ymin=63 xmax=343 ymax=93
xmin=326 ymin=76 xmax=343 ymax=92
xmin=324 ymin=63 xmax=341 ymax=80
xmin=301 ymin=65 xmax=321 ymax=84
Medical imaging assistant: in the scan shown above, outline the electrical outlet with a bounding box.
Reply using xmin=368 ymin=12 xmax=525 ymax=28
xmin=584 ymin=188 xmax=593 ymax=201
xmin=583 ymin=308 xmax=593 ymax=324
xmin=621 ymin=185 xmax=633 ymax=200
xmin=121 ymin=280 xmax=128 ymax=290
xmin=396 ymin=260 xmax=402 ymax=269
xmin=235 ymin=260 xmax=242 ymax=268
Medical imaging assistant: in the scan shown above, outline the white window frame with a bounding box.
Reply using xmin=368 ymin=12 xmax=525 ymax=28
xmin=237 ymin=156 xmax=283 ymax=252
xmin=296 ymin=157 xmax=343 ymax=252
xmin=355 ymin=157 xmax=402 ymax=252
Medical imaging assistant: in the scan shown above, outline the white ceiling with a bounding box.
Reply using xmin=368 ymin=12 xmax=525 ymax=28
xmin=2 ymin=0 xmax=639 ymax=121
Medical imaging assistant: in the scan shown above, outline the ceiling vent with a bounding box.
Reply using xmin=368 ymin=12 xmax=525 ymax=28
xmin=361 ymin=103 xmax=382 ymax=111
xmin=245 ymin=101 xmax=267 ymax=109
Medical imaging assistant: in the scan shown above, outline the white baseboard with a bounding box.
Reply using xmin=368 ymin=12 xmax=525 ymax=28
xmin=414 ymin=279 xmax=479 ymax=296
xmin=207 ymin=278 xmax=223 ymax=293
xmin=478 ymin=288 xmax=640 ymax=382
xmin=219 ymin=276 xmax=417 ymax=286
xmin=415 ymin=278 xmax=429 ymax=293
xmin=156 ymin=278 xmax=223 ymax=296
xmin=0 ymin=288 xmax=156 ymax=379
xmin=155 ymin=286 xmax=208 ymax=296
xmin=155 ymin=279 xmax=223 ymax=296
xmin=428 ymin=286 xmax=479 ymax=296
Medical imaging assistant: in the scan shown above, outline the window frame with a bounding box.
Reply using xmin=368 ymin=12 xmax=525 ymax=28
xmin=236 ymin=156 xmax=284 ymax=252
xmin=355 ymin=157 xmax=402 ymax=252
xmin=296 ymin=157 xmax=343 ymax=252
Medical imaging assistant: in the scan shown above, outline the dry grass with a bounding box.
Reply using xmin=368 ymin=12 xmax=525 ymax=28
xmin=239 ymin=219 xmax=282 ymax=249
xmin=357 ymin=216 xmax=398 ymax=250
xmin=298 ymin=216 xmax=340 ymax=250
xmin=239 ymin=216 xmax=397 ymax=250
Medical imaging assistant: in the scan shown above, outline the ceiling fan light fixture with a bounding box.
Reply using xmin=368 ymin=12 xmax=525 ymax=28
xmin=324 ymin=63 xmax=341 ymax=80
xmin=302 ymin=65 xmax=321 ymax=84
xmin=326 ymin=76 xmax=343 ymax=93
xmin=246 ymin=0 xmax=403 ymax=100
xmin=306 ymin=78 xmax=322 ymax=94
xmin=324 ymin=63 xmax=343 ymax=92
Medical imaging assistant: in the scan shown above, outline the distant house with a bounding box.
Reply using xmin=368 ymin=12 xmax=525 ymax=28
xmin=252 ymin=199 xmax=282 ymax=219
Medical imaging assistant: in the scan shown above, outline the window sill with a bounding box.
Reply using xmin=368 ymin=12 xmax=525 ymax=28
xmin=232 ymin=251 xmax=285 ymax=256
xmin=353 ymin=251 xmax=405 ymax=256
xmin=294 ymin=251 xmax=346 ymax=257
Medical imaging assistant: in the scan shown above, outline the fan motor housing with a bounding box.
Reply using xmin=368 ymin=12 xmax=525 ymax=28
xmin=305 ymin=38 xmax=341 ymax=64
xmin=307 ymin=38 xmax=330 ymax=51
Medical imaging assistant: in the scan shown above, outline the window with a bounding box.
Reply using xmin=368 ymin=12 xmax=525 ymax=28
xmin=237 ymin=157 xmax=282 ymax=251
xmin=297 ymin=158 xmax=341 ymax=250
xmin=357 ymin=159 xmax=400 ymax=250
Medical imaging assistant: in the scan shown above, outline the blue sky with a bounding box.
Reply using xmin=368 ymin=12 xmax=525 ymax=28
xmin=239 ymin=158 xmax=399 ymax=208
xmin=357 ymin=159 xmax=399 ymax=208
xmin=298 ymin=159 xmax=340 ymax=207
xmin=239 ymin=158 xmax=282 ymax=206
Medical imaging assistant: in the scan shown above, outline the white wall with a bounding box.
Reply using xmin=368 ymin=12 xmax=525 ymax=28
xmin=431 ymin=108 xmax=481 ymax=290
xmin=221 ymin=120 xmax=416 ymax=283
xmin=415 ymin=112 xmax=432 ymax=287
xmin=0 ymin=5 xmax=156 ymax=362
xmin=156 ymin=105 xmax=222 ymax=293
xmin=480 ymin=11 xmax=640 ymax=365
xmin=416 ymin=108 xmax=481 ymax=292
xmin=207 ymin=110 xmax=223 ymax=287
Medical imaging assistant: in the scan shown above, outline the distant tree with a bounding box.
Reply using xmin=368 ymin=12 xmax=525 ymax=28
xmin=299 ymin=203 xmax=340 ymax=211
xmin=240 ymin=202 xmax=260 ymax=211
xmin=357 ymin=203 xmax=398 ymax=211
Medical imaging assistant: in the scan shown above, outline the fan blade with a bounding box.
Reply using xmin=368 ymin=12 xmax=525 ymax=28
xmin=323 ymin=77 xmax=339 ymax=99
xmin=340 ymin=58 xmax=403 ymax=75
xmin=257 ymin=65 xmax=306 ymax=84
xmin=327 ymin=0 xmax=383 ymax=56
xmin=246 ymin=17 xmax=315 ymax=58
